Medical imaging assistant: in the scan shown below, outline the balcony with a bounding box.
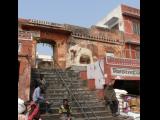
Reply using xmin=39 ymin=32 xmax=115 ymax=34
xmin=106 ymin=56 xmax=140 ymax=67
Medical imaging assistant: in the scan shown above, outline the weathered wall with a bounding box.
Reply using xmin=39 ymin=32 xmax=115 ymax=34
xmin=65 ymin=25 xmax=124 ymax=67
xmin=18 ymin=58 xmax=31 ymax=100
xmin=18 ymin=35 xmax=32 ymax=100
xmin=66 ymin=38 xmax=123 ymax=67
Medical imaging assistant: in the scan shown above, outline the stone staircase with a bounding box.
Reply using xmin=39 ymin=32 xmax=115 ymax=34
xmin=31 ymin=68 xmax=133 ymax=120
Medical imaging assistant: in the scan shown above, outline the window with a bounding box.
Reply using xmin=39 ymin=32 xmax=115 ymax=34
xmin=132 ymin=22 xmax=140 ymax=35
xmin=111 ymin=24 xmax=119 ymax=30
xmin=79 ymin=55 xmax=91 ymax=64
xmin=18 ymin=43 xmax=21 ymax=53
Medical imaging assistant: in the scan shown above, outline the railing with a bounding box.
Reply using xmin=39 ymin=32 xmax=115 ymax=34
xmin=54 ymin=60 xmax=100 ymax=120
xmin=29 ymin=19 xmax=64 ymax=28
xmin=106 ymin=56 xmax=140 ymax=67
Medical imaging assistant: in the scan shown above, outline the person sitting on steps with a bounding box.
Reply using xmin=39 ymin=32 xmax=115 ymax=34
xmin=59 ymin=99 xmax=72 ymax=120
xmin=39 ymin=74 xmax=47 ymax=89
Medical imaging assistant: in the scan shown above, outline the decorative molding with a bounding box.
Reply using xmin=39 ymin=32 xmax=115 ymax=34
xmin=18 ymin=30 xmax=40 ymax=41
xmin=72 ymin=33 xmax=123 ymax=45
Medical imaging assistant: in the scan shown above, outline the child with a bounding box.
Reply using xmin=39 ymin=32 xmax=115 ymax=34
xmin=59 ymin=99 xmax=72 ymax=120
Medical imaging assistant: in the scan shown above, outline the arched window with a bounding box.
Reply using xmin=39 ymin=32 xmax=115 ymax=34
xmin=79 ymin=55 xmax=91 ymax=64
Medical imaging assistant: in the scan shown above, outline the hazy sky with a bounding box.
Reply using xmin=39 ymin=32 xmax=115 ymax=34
xmin=18 ymin=0 xmax=140 ymax=55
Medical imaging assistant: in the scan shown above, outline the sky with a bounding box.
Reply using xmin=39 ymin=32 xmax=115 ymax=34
xmin=18 ymin=0 xmax=140 ymax=55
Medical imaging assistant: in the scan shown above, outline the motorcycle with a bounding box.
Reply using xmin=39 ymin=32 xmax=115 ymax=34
xmin=25 ymin=101 xmax=41 ymax=120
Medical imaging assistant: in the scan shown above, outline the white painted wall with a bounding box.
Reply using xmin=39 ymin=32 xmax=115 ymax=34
xmin=96 ymin=5 xmax=124 ymax=31
xmin=36 ymin=54 xmax=53 ymax=61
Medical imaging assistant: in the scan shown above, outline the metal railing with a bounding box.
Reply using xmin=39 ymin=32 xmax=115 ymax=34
xmin=54 ymin=60 xmax=100 ymax=120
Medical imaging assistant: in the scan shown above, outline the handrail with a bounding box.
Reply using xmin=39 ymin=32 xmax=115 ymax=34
xmin=54 ymin=60 xmax=100 ymax=120
xmin=53 ymin=61 xmax=90 ymax=120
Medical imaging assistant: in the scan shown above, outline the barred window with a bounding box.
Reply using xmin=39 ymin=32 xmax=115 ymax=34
xmin=133 ymin=22 xmax=140 ymax=35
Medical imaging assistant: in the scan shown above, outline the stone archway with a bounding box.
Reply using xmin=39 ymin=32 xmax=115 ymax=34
xmin=35 ymin=40 xmax=56 ymax=69
xmin=79 ymin=54 xmax=91 ymax=64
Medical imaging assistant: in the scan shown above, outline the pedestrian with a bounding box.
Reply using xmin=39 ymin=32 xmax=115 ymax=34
xmin=39 ymin=74 xmax=47 ymax=89
xmin=32 ymin=84 xmax=51 ymax=114
xmin=104 ymin=83 xmax=119 ymax=117
xmin=59 ymin=99 xmax=72 ymax=120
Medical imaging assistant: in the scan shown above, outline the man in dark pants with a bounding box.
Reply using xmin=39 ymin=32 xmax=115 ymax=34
xmin=104 ymin=84 xmax=119 ymax=117
xmin=32 ymin=84 xmax=51 ymax=114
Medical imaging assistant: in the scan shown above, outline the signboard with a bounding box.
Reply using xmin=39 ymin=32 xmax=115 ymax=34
xmin=111 ymin=67 xmax=140 ymax=77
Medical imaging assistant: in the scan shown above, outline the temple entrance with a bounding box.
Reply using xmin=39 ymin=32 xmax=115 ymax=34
xmin=36 ymin=40 xmax=56 ymax=69
xmin=79 ymin=54 xmax=91 ymax=64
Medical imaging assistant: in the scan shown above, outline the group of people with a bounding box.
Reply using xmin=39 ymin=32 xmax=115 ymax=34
xmin=31 ymin=74 xmax=72 ymax=120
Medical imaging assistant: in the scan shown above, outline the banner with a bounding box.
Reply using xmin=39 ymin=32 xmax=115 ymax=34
xmin=87 ymin=64 xmax=95 ymax=79
xmin=94 ymin=60 xmax=105 ymax=89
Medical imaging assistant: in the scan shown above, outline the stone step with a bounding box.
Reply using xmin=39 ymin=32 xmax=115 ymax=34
xmin=46 ymin=95 xmax=98 ymax=101
xmin=31 ymin=78 xmax=81 ymax=84
xmin=32 ymin=68 xmax=63 ymax=71
xmin=51 ymin=106 xmax=107 ymax=113
xmin=46 ymin=91 xmax=96 ymax=97
xmin=46 ymin=82 xmax=81 ymax=85
xmin=48 ymin=100 xmax=105 ymax=107
xmin=41 ymin=114 xmax=133 ymax=120
xmin=46 ymin=91 xmax=96 ymax=96
xmin=46 ymin=86 xmax=81 ymax=89
xmin=31 ymin=75 xmax=77 ymax=79
xmin=44 ymin=93 xmax=96 ymax=99
xmin=31 ymin=77 xmax=79 ymax=81
xmin=44 ymin=93 xmax=97 ymax=100
xmin=41 ymin=111 xmax=111 ymax=120
xmin=48 ymin=100 xmax=106 ymax=108
xmin=46 ymin=88 xmax=94 ymax=92
xmin=32 ymin=68 xmax=75 ymax=72
xmin=45 ymin=79 xmax=80 ymax=84
xmin=46 ymin=97 xmax=99 ymax=102
xmin=45 ymin=84 xmax=81 ymax=89
xmin=40 ymin=106 xmax=109 ymax=115
xmin=32 ymin=71 xmax=78 ymax=76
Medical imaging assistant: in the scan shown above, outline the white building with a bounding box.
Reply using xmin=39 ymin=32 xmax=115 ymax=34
xmin=96 ymin=4 xmax=140 ymax=33
xmin=36 ymin=53 xmax=53 ymax=69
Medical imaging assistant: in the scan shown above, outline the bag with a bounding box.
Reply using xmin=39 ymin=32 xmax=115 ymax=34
xmin=18 ymin=104 xmax=26 ymax=114
xmin=18 ymin=98 xmax=26 ymax=114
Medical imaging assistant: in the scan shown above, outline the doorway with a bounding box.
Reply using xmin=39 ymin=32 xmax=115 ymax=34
xmin=36 ymin=40 xmax=56 ymax=69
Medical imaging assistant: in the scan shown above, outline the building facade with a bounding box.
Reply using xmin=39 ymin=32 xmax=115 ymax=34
xmin=18 ymin=4 xmax=140 ymax=100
